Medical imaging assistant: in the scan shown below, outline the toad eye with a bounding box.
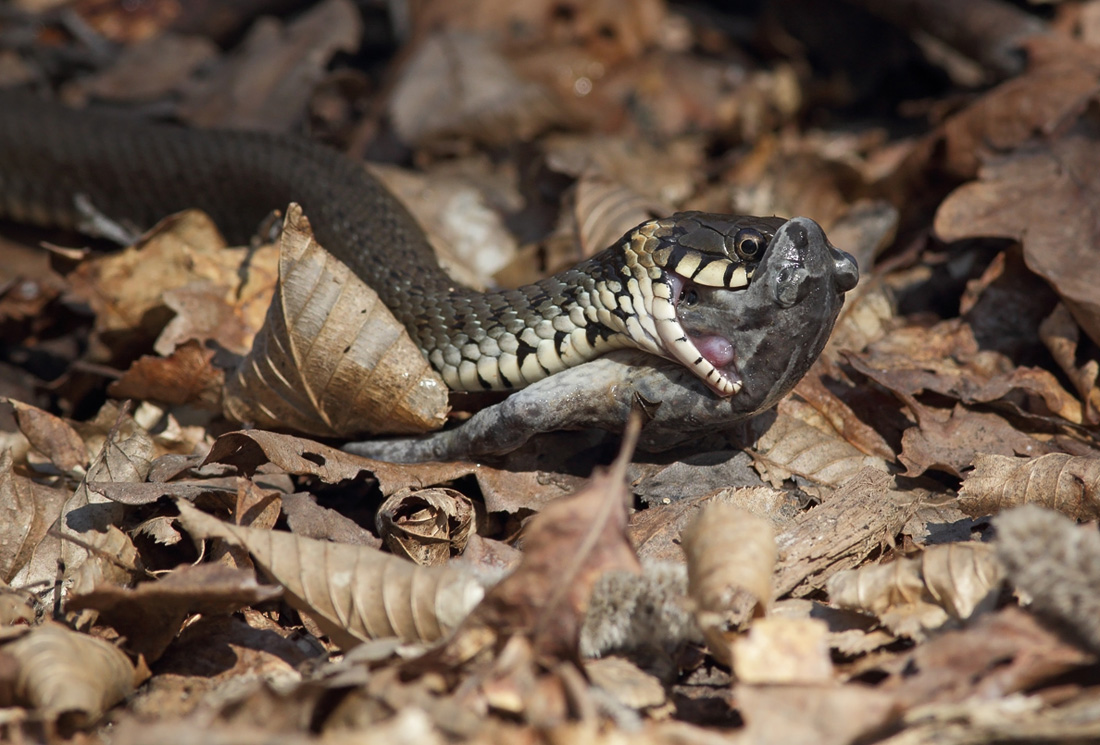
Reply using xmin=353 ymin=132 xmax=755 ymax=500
xmin=730 ymin=228 xmax=766 ymax=260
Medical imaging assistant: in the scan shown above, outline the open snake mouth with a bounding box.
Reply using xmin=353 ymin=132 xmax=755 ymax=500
xmin=658 ymin=271 xmax=743 ymax=397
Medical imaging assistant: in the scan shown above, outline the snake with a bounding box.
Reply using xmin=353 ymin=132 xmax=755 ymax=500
xmin=0 ymin=91 xmax=858 ymax=397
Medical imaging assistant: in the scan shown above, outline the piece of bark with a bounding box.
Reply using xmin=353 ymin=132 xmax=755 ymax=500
xmin=772 ymin=468 xmax=915 ymax=599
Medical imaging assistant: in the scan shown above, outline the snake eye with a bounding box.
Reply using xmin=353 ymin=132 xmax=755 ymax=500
xmin=679 ymin=287 xmax=698 ymax=306
xmin=730 ymin=228 xmax=766 ymax=260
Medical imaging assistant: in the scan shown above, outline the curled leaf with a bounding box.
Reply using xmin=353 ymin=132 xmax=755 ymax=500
xmin=224 ymin=204 xmax=448 ymax=437
xmin=376 ymin=488 xmax=476 ymax=566
xmin=175 ymin=500 xmax=485 ymax=649
xmin=959 ymin=453 xmax=1100 ymax=520
xmin=5 ymin=622 xmax=136 ymax=726
xmin=681 ymin=502 xmax=776 ymax=663
xmin=826 ymin=543 xmax=1003 ymax=640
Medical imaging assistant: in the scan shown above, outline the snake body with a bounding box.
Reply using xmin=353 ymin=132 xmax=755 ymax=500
xmin=0 ymin=92 xmax=858 ymax=395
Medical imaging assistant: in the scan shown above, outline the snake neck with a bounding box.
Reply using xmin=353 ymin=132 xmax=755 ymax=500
xmin=410 ymin=253 xmax=642 ymax=391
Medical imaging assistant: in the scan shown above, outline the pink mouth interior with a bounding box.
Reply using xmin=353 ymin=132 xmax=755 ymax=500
xmin=693 ymin=335 xmax=735 ymax=367
xmin=668 ymin=273 xmax=737 ymax=369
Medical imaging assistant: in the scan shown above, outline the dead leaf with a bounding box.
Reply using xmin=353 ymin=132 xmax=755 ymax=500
xmin=388 ymin=30 xmax=564 ymax=147
xmin=935 ymin=116 xmax=1100 ymax=349
xmin=959 ymin=453 xmax=1100 ymax=520
xmin=223 ymin=204 xmax=449 ymax=437
xmin=376 ymin=488 xmax=475 ymax=566
xmin=1040 ymin=303 xmax=1100 ymax=425
xmin=280 ymin=492 xmax=381 ymax=548
xmin=749 ymin=411 xmax=889 ymax=488
xmin=0 ymin=451 xmax=69 ymax=584
xmin=881 ymin=607 xmax=1096 ymax=709
xmin=827 ymin=542 xmax=1003 ymax=640
xmin=65 ymin=563 xmax=283 ymax=663
xmin=175 ymin=500 xmax=486 ymax=648
xmin=178 ymin=0 xmax=361 ymax=131
xmin=730 ymin=617 xmax=833 ymax=685
xmin=4 ymin=398 xmax=87 ymax=474
xmin=108 ymin=340 xmax=224 ymax=409
xmin=629 ymin=485 xmax=801 ymax=565
xmin=734 ymin=683 xmax=897 ymax=745
xmin=583 ymin=656 xmax=666 ymax=710
xmin=681 ymin=503 xmax=776 ymax=663
xmin=3 ymin=621 xmax=137 ymax=726
xmin=935 ymin=35 xmax=1100 ymax=180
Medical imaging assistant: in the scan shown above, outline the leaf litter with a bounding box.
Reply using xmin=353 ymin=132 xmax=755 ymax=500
xmin=1 ymin=1 xmax=1100 ymax=743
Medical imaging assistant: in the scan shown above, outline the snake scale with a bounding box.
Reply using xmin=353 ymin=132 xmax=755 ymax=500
xmin=0 ymin=91 xmax=858 ymax=403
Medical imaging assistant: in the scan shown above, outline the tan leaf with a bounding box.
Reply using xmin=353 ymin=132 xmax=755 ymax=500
xmin=66 ymin=563 xmax=283 ymax=663
xmin=730 ymin=617 xmax=833 ymax=685
xmin=4 ymin=622 xmax=136 ymax=725
xmin=4 ymin=398 xmax=88 ymax=474
xmin=959 ymin=453 xmax=1100 ymax=521
xmin=108 ymin=340 xmax=225 ymax=409
xmin=583 ymin=656 xmax=666 ymax=710
xmin=1041 ymin=303 xmax=1100 ymax=425
xmin=749 ymin=411 xmax=889 ymax=488
xmin=571 ymin=175 xmax=666 ymax=259
xmin=0 ymin=451 xmax=69 ymax=584
xmin=175 ymin=500 xmax=485 ymax=648
xmin=376 ymin=488 xmax=476 ymax=566
xmin=934 ymin=119 xmax=1100 ymax=349
xmin=202 ymin=429 xmax=476 ymax=496
xmin=827 ymin=543 xmax=1003 ymax=640
xmin=681 ymin=503 xmax=776 ymax=664
xmin=735 ymin=683 xmax=898 ymax=745
xmin=223 ymin=203 xmax=449 ymax=437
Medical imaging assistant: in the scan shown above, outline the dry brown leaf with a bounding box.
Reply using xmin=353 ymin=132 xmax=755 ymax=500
xmin=3 ymin=621 xmax=137 ymax=725
xmin=4 ymin=398 xmax=88 ymax=474
xmin=583 ymin=656 xmax=666 ymax=710
xmin=749 ymin=410 xmax=889 ymax=488
xmin=959 ymin=452 xmax=1100 ymax=520
xmin=178 ymin=0 xmax=361 ymax=131
xmin=681 ymin=503 xmax=776 ymax=664
xmin=935 ymin=117 xmax=1100 ymax=349
xmin=175 ymin=500 xmax=486 ymax=648
xmin=730 ymin=617 xmax=833 ymax=685
xmin=66 ymin=563 xmax=283 ymax=663
xmin=66 ymin=210 xmax=263 ymax=364
xmin=734 ymin=683 xmax=898 ymax=745
xmin=630 ymin=485 xmax=800 ymax=565
xmin=376 ymin=488 xmax=475 ymax=566
xmin=898 ymin=401 xmax=1053 ymax=479
xmin=223 ymin=204 xmax=449 ymax=437
xmin=388 ymin=30 xmax=563 ymax=147
xmin=202 ymin=429 xmax=474 ymax=495
xmin=450 ymin=419 xmax=643 ymax=664
xmin=0 ymin=451 xmax=69 ymax=584
xmin=881 ymin=607 xmax=1096 ymax=710
xmin=935 ymin=35 xmax=1100 ymax=180
xmin=280 ymin=492 xmax=381 ymax=548
xmin=77 ymin=33 xmax=218 ymax=102
xmin=109 ymin=340 xmax=224 ymax=409
xmin=1040 ymin=303 xmax=1100 ymax=425
xmin=571 ymin=175 xmax=667 ymax=259
xmin=827 ymin=542 xmax=1003 ymax=640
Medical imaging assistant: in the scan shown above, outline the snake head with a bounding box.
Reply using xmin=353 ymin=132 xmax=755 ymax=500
xmin=639 ymin=212 xmax=858 ymax=399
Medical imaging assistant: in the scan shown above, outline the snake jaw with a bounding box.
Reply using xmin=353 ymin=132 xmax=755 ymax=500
xmin=652 ymin=272 xmax=743 ymax=397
